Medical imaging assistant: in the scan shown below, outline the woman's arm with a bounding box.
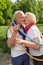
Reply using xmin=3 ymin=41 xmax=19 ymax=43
xmin=16 ymin=38 xmax=40 ymax=50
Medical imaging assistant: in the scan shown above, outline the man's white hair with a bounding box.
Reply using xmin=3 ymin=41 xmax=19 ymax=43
xmin=25 ymin=12 xmax=36 ymax=23
xmin=13 ymin=10 xmax=24 ymax=19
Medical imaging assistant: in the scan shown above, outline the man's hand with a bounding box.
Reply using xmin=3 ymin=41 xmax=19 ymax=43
xmin=7 ymin=24 xmax=20 ymax=48
xmin=10 ymin=24 xmax=20 ymax=35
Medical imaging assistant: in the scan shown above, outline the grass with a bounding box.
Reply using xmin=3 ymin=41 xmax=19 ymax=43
xmin=37 ymin=24 xmax=43 ymax=34
xmin=0 ymin=24 xmax=43 ymax=53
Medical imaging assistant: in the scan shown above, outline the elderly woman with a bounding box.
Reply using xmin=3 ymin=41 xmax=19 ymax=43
xmin=24 ymin=12 xmax=43 ymax=65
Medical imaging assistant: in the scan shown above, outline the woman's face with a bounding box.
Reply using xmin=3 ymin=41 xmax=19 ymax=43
xmin=24 ymin=14 xmax=29 ymax=25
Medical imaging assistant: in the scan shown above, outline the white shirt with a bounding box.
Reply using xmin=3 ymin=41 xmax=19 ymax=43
xmin=7 ymin=28 xmax=26 ymax=57
xmin=26 ymin=25 xmax=43 ymax=56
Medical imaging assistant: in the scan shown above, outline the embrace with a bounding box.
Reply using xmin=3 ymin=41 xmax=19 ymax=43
xmin=6 ymin=10 xmax=43 ymax=65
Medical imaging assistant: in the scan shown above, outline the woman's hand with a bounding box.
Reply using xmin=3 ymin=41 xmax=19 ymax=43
xmin=15 ymin=38 xmax=24 ymax=45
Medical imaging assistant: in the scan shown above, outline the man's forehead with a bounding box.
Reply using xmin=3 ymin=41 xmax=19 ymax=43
xmin=17 ymin=13 xmax=24 ymax=18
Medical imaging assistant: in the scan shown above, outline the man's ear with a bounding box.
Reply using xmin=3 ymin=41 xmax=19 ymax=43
xmin=14 ymin=17 xmax=17 ymax=21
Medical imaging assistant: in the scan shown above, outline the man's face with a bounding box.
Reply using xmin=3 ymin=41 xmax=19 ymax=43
xmin=15 ymin=13 xmax=25 ymax=25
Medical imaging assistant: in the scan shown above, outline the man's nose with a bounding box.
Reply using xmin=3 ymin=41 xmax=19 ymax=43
xmin=23 ymin=18 xmax=25 ymax=22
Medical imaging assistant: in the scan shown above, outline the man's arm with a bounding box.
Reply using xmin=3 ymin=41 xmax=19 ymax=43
xmin=7 ymin=33 xmax=16 ymax=48
xmin=7 ymin=25 xmax=20 ymax=48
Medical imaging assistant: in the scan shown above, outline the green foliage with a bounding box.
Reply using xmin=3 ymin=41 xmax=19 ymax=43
xmin=0 ymin=17 xmax=5 ymax=25
xmin=0 ymin=0 xmax=7 ymax=10
xmin=0 ymin=0 xmax=43 ymax=25
xmin=12 ymin=0 xmax=43 ymax=23
xmin=37 ymin=0 xmax=43 ymax=23
xmin=0 ymin=0 xmax=13 ymax=25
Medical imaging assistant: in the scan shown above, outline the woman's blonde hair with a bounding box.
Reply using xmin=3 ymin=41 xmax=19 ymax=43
xmin=25 ymin=12 xmax=36 ymax=23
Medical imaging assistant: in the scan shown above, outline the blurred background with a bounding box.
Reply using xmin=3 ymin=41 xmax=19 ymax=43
xmin=0 ymin=0 xmax=43 ymax=65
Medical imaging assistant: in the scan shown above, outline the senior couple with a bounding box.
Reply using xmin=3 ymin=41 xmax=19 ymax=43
xmin=6 ymin=10 xmax=43 ymax=65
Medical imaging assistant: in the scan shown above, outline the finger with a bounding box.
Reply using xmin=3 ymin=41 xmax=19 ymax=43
xmin=13 ymin=25 xmax=20 ymax=30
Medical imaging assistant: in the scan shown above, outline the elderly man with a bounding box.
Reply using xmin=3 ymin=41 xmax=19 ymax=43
xmin=6 ymin=11 xmax=29 ymax=65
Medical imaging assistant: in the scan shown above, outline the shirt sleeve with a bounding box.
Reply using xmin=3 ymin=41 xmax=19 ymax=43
xmin=27 ymin=27 xmax=40 ymax=39
xmin=7 ymin=28 xmax=12 ymax=38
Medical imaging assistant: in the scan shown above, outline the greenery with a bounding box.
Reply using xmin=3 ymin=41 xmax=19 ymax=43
xmin=0 ymin=0 xmax=43 ymax=53
xmin=0 ymin=24 xmax=43 ymax=53
xmin=0 ymin=0 xmax=43 ymax=25
xmin=0 ymin=26 xmax=10 ymax=53
xmin=0 ymin=0 xmax=13 ymax=25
